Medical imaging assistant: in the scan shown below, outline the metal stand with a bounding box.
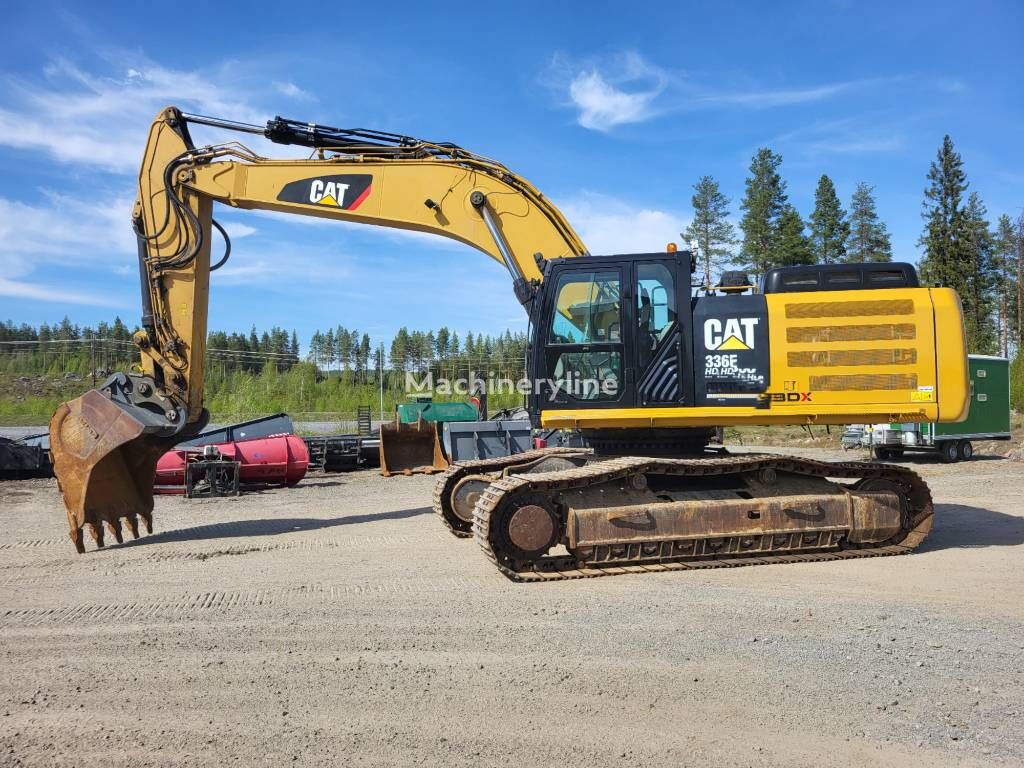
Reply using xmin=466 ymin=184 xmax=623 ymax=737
xmin=183 ymin=446 xmax=240 ymax=498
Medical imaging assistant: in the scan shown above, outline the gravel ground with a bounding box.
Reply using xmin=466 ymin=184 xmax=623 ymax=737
xmin=1 ymin=445 xmax=1022 ymax=767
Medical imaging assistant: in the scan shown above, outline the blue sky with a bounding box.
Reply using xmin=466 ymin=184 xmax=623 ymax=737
xmin=0 ymin=1 xmax=1021 ymax=354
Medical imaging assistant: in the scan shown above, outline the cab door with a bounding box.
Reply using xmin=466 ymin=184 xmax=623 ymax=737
xmin=631 ymin=257 xmax=692 ymax=406
xmin=537 ymin=265 xmax=632 ymax=409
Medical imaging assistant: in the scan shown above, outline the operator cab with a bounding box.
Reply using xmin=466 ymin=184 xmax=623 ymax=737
xmin=530 ymin=251 xmax=695 ymax=413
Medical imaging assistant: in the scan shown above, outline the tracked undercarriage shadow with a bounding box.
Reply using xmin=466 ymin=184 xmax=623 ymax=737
xmin=107 ymin=506 xmax=432 ymax=549
xmin=917 ymin=503 xmax=1024 ymax=551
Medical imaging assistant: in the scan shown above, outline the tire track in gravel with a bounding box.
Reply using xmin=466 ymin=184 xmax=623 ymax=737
xmin=0 ymin=577 xmax=474 ymax=627
xmin=0 ymin=538 xmax=69 ymax=550
xmin=0 ymin=534 xmax=423 ymax=570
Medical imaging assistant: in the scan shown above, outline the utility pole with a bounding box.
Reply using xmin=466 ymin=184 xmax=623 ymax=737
xmin=90 ymin=340 xmax=96 ymax=387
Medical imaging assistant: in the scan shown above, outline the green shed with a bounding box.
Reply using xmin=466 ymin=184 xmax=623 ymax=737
xmin=931 ymin=355 xmax=1011 ymax=440
xmin=869 ymin=355 xmax=1011 ymax=462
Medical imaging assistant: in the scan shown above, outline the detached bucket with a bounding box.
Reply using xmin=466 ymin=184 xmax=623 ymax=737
xmin=49 ymin=390 xmax=174 ymax=553
xmin=378 ymin=418 xmax=448 ymax=477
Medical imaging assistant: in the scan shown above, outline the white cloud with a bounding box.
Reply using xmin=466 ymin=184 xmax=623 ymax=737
xmin=551 ymin=51 xmax=892 ymax=131
xmin=937 ymin=78 xmax=967 ymax=94
xmin=807 ymin=136 xmax=904 ymax=154
xmin=696 ymin=82 xmax=858 ymax=108
xmin=568 ymin=71 xmax=663 ymax=131
xmin=558 ymin=52 xmax=667 ymax=131
xmin=0 ymin=194 xmax=136 ymax=270
xmin=772 ymin=118 xmax=905 ymax=156
xmin=221 ymin=222 xmax=257 ymax=239
xmin=0 ymin=277 xmax=125 ymax=306
xmin=273 ymin=81 xmax=314 ymax=101
xmin=558 ymin=192 xmax=685 ymax=255
xmin=0 ymin=56 xmax=278 ymax=172
xmin=0 ymin=193 xmax=137 ymax=306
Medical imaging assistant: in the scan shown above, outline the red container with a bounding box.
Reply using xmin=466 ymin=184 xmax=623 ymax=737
xmin=155 ymin=434 xmax=309 ymax=492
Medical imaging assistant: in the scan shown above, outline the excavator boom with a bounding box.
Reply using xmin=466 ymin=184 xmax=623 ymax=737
xmin=50 ymin=106 xmax=588 ymax=551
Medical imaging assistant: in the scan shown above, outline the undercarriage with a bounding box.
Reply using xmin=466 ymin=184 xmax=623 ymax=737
xmin=434 ymin=447 xmax=933 ymax=582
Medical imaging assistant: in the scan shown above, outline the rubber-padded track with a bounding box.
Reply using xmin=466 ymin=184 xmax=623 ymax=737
xmin=472 ymin=454 xmax=933 ymax=582
xmin=432 ymin=447 xmax=592 ymax=537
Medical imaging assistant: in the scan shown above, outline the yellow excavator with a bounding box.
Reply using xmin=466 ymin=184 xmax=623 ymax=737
xmin=49 ymin=106 xmax=969 ymax=581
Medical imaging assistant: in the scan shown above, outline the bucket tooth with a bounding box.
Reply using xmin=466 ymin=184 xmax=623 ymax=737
xmin=87 ymin=522 xmax=104 ymax=549
xmin=106 ymin=519 xmax=124 ymax=545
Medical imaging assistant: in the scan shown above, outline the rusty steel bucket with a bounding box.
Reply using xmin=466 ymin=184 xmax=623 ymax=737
xmin=49 ymin=390 xmax=176 ymax=553
xmin=378 ymin=418 xmax=449 ymax=477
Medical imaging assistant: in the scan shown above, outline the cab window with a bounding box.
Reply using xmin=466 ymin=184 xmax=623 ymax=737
xmin=636 ymin=263 xmax=676 ymax=371
xmin=549 ymin=271 xmax=621 ymax=345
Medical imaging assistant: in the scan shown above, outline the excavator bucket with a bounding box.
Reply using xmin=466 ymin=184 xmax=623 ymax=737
xmin=49 ymin=390 xmax=175 ymax=554
xmin=378 ymin=418 xmax=449 ymax=477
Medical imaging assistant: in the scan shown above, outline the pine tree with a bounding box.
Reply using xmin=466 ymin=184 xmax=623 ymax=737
xmin=1018 ymin=212 xmax=1024 ymax=353
xmin=390 ymin=328 xmax=409 ymax=374
xmin=738 ymin=148 xmax=788 ymax=276
xmin=775 ymin=205 xmax=814 ymax=266
xmin=960 ymin=193 xmax=998 ymax=354
xmin=290 ymin=330 xmax=300 ymax=361
xmin=351 ymin=330 xmax=360 ymax=372
xmin=684 ymin=175 xmax=736 ymax=288
xmin=359 ymin=333 xmax=371 ymax=383
xmin=809 ymin=175 xmax=849 ymax=264
xmin=435 ymin=327 xmax=451 ymax=362
xmin=374 ymin=343 xmax=385 ymax=384
xmin=111 ymin=317 xmax=130 ymax=342
xmin=919 ymin=135 xmax=968 ymax=287
xmin=323 ymin=328 xmax=336 ymax=371
xmin=847 ymin=183 xmax=893 ymax=263
xmin=993 ymin=214 xmax=1020 ymax=355
xmin=308 ymin=331 xmax=322 ymax=365
xmin=336 ymin=326 xmax=351 ymax=373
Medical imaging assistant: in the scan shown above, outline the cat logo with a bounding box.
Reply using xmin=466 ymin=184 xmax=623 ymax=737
xmin=276 ymin=174 xmax=373 ymax=211
xmin=704 ymin=317 xmax=759 ymax=351
xmin=309 ymin=179 xmax=348 ymax=207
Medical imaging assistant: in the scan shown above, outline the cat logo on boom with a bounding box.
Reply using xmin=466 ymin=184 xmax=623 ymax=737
xmin=276 ymin=174 xmax=373 ymax=211
xmin=309 ymin=179 xmax=349 ymax=207
xmin=704 ymin=317 xmax=759 ymax=351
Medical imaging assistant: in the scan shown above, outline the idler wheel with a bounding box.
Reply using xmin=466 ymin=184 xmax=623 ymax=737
xmin=493 ymin=494 xmax=561 ymax=562
xmin=451 ymin=476 xmax=493 ymax=523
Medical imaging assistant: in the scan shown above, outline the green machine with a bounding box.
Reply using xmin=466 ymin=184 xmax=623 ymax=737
xmin=870 ymin=355 xmax=1012 ymax=462
xmin=395 ymin=397 xmax=481 ymax=424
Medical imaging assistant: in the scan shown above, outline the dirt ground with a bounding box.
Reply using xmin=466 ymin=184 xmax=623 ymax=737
xmin=1 ymin=445 xmax=1022 ymax=767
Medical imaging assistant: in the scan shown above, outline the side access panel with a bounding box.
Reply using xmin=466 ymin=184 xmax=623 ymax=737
xmin=692 ymin=294 xmax=770 ymax=407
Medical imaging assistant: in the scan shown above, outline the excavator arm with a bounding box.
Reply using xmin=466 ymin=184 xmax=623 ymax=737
xmin=49 ymin=106 xmax=587 ymax=553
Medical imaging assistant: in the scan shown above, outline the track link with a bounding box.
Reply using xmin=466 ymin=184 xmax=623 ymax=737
xmin=472 ymin=454 xmax=933 ymax=582
xmin=431 ymin=447 xmax=592 ymax=537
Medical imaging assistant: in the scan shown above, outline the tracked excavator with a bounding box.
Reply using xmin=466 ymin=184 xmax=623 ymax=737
xmin=49 ymin=106 xmax=969 ymax=581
